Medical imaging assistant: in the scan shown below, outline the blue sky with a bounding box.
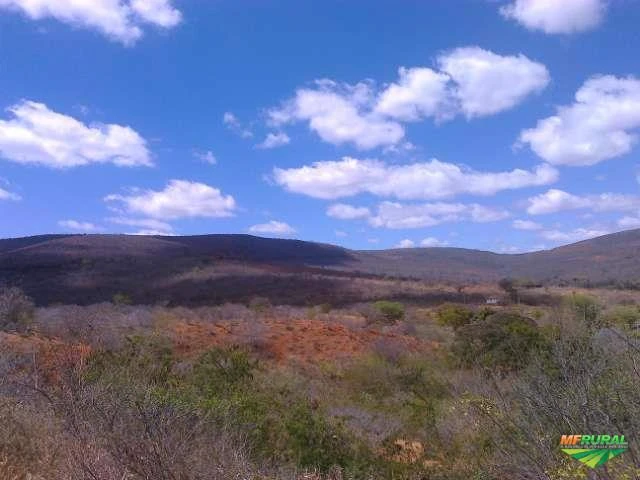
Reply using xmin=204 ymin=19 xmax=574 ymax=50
xmin=1 ymin=0 xmax=640 ymax=252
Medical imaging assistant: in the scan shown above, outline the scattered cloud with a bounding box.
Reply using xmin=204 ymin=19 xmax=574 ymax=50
xmin=326 ymin=203 xmax=371 ymax=220
xmin=335 ymin=230 xmax=348 ymax=238
xmin=105 ymin=180 xmax=236 ymax=220
xmin=519 ymin=75 xmax=640 ymax=166
xmin=374 ymin=67 xmax=452 ymax=122
xmin=369 ymin=201 xmax=509 ymax=229
xmin=107 ymin=216 xmax=174 ymax=235
xmin=527 ymin=189 xmax=640 ymax=215
xmin=395 ymin=239 xmax=415 ymax=248
xmin=274 ymin=157 xmax=557 ymax=200
xmin=500 ymin=0 xmax=606 ymax=34
xmin=421 ymin=237 xmax=449 ymax=247
xmin=499 ymin=245 xmax=524 ymax=253
xmin=268 ymin=47 xmax=549 ymax=149
xmin=0 ymin=186 xmax=20 ymax=201
xmin=0 ymin=0 xmax=182 ymax=45
xmin=0 ymin=101 xmax=152 ymax=168
xmin=512 ymin=219 xmax=543 ymax=230
xmin=58 ymin=219 xmax=102 ymax=232
xmin=223 ymin=112 xmax=253 ymax=138
xmin=367 ymin=238 xmax=380 ymax=244
xmin=540 ymin=227 xmax=610 ymax=243
xmin=248 ymin=220 xmax=296 ymax=236
xmin=618 ymin=216 xmax=640 ymax=229
xmin=193 ymin=150 xmax=217 ymax=165
xmin=268 ymin=80 xmax=404 ymax=150
xmin=436 ymin=46 xmax=550 ymax=118
xmin=256 ymin=132 xmax=291 ymax=149
xmin=131 ymin=229 xmax=175 ymax=236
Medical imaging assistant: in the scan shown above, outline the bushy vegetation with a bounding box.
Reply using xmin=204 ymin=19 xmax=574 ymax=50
xmin=435 ymin=303 xmax=473 ymax=329
xmin=450 ymin=312 xmax=550 ymax=371
xmin=372 ymin=300 xmax=405 ymax=323
xmin=0 ymin=287 xmax=34 ymax=331
xmin=0 ymin=288 xmax=639 ymax=479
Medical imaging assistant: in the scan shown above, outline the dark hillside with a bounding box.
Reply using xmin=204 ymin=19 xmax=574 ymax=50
xmin=1 ymin=230 xmax=640 ymax=305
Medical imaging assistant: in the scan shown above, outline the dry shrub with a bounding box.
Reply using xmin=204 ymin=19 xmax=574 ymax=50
xmin=0 ymin=398 xmax=69 ymax=480
xmin=0 ymin=287 xmax=34 ymax=332
xmin=35 ymin=303 xmax=154 ymax=349
xmin=372 ymin=337 xmax=406 ymax=363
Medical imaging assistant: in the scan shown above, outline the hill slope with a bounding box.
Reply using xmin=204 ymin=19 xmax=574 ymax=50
xmin=1 ymin=230 xmax=639 ymax=305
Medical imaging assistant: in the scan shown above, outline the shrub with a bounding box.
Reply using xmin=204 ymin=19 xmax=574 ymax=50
xmin=193 ymin=346 xmax=256 ymax=389
xmin=112 ymin=292 xmax=132 ymax=305
xmin=451 ymin=312 xmax=549 ymax=372
xmin=565 ymin=293 xmax=600 ymax=325
xmin=372 ymin=301 xmax=405 ymax=323
xmin=249 ymin=296 xmax=271 ymax=313
xmin=319 ymin=303 xmax=332 ymax=314
xmin=435 ymin=303 xmax=473 ymax=329
xmin=605 ymin=304 xmax=640 ymax=328
xmin=0 ymin=287 xmax=34 ymax=332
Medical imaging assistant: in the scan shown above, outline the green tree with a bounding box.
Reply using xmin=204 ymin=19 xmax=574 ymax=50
xmin=436 ymin=303 xmax=474 ymax=329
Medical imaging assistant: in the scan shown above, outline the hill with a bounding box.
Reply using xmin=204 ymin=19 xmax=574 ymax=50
xmin=1 ymin=230 xmax=639 ymax=305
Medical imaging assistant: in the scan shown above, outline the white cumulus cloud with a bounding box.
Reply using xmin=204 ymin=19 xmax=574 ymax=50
xmin=269 ymin=48 xmax=549 ymax=149
xmin=0 ymin=0 xmax=181 ymax=45
xmin=519 ymin=75 xmax=640 ymax=166
xmin=527 ymin=189 xmax=640 ymax=215
xmin=395 ymin=239 xmax=416 ymax=248
xmin=274 ymin=157 xmax=557 ymax=200
xmin=0 ymin=101 xmax=152 ymax=168
xmin=500 ymin=0 xmax=606 ymax=34
xmin=248 ymin=220 xmax=296 ymax=236
xmin=105 ymin=180 xmax=236 ymax=220
xmin=326 ymin=203 xmax=371 ymax=220
xmin=269 ymin=80 xmax=404 ymax=150
xmin=437 ymin=46 xmax=550 ymax=118
xmin=374 ymin=67 xmax=452 ymax=122
xmin=421 ymin=237 xmax=449 ymax=247
xmin=512 ymin=219 xmax=542 ymax=230
xmin=369 ymin=201 xmax=509 ymax=229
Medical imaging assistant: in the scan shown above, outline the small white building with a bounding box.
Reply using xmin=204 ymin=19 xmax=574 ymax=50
xmin=485 ymin=297 xmax=500 ymax=305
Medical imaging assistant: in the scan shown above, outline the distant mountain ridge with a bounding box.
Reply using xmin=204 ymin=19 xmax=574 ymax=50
xmin=1 ymin=230 xmax=639 ymax=305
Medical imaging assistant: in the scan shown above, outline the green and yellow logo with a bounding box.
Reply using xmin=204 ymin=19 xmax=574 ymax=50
xmin=560 ymin=434 xmax=628 ymax=468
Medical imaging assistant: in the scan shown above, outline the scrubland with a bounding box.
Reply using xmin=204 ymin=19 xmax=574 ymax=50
xmin=1 ymin=284 xmax=639 ymax=480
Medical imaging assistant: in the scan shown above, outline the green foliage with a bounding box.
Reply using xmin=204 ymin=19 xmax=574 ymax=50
xmin=319 ymin=303 xmax=332 ymax=314
xmin=249 ymin=296 xmax=271 ymax=313
xmin=112 ymin=292 xmax=132 ymax=305
xmin=192 ymin=346 xmax=256 ymax=391
xmin=283 ymin=403 xmax=372 ymax=472
xmin=0 ymin=287 xmax=34 ymax=331
xmin=436 ymin=303 xmax=473 ymax=329
xmin=343 ymin=354 xmax=448 ymax=434
xmin=605 ymin=304 xmax=640 ymax=328
xmin=451 ymin=312 xmax=549 ymax=372
xmin=565 ymin=293 xmax=600 ymax=326
xmin=373 ymin=301 xmax=405 ymax=323
xmin=87 ymin=334 xmax=174 ymax=386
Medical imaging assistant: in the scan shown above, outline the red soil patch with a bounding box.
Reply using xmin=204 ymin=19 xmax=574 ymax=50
xmin=167 ymin=318 xmax=433 ymax=364
xmin=0 ymin=332 xmax=91 ymax=385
